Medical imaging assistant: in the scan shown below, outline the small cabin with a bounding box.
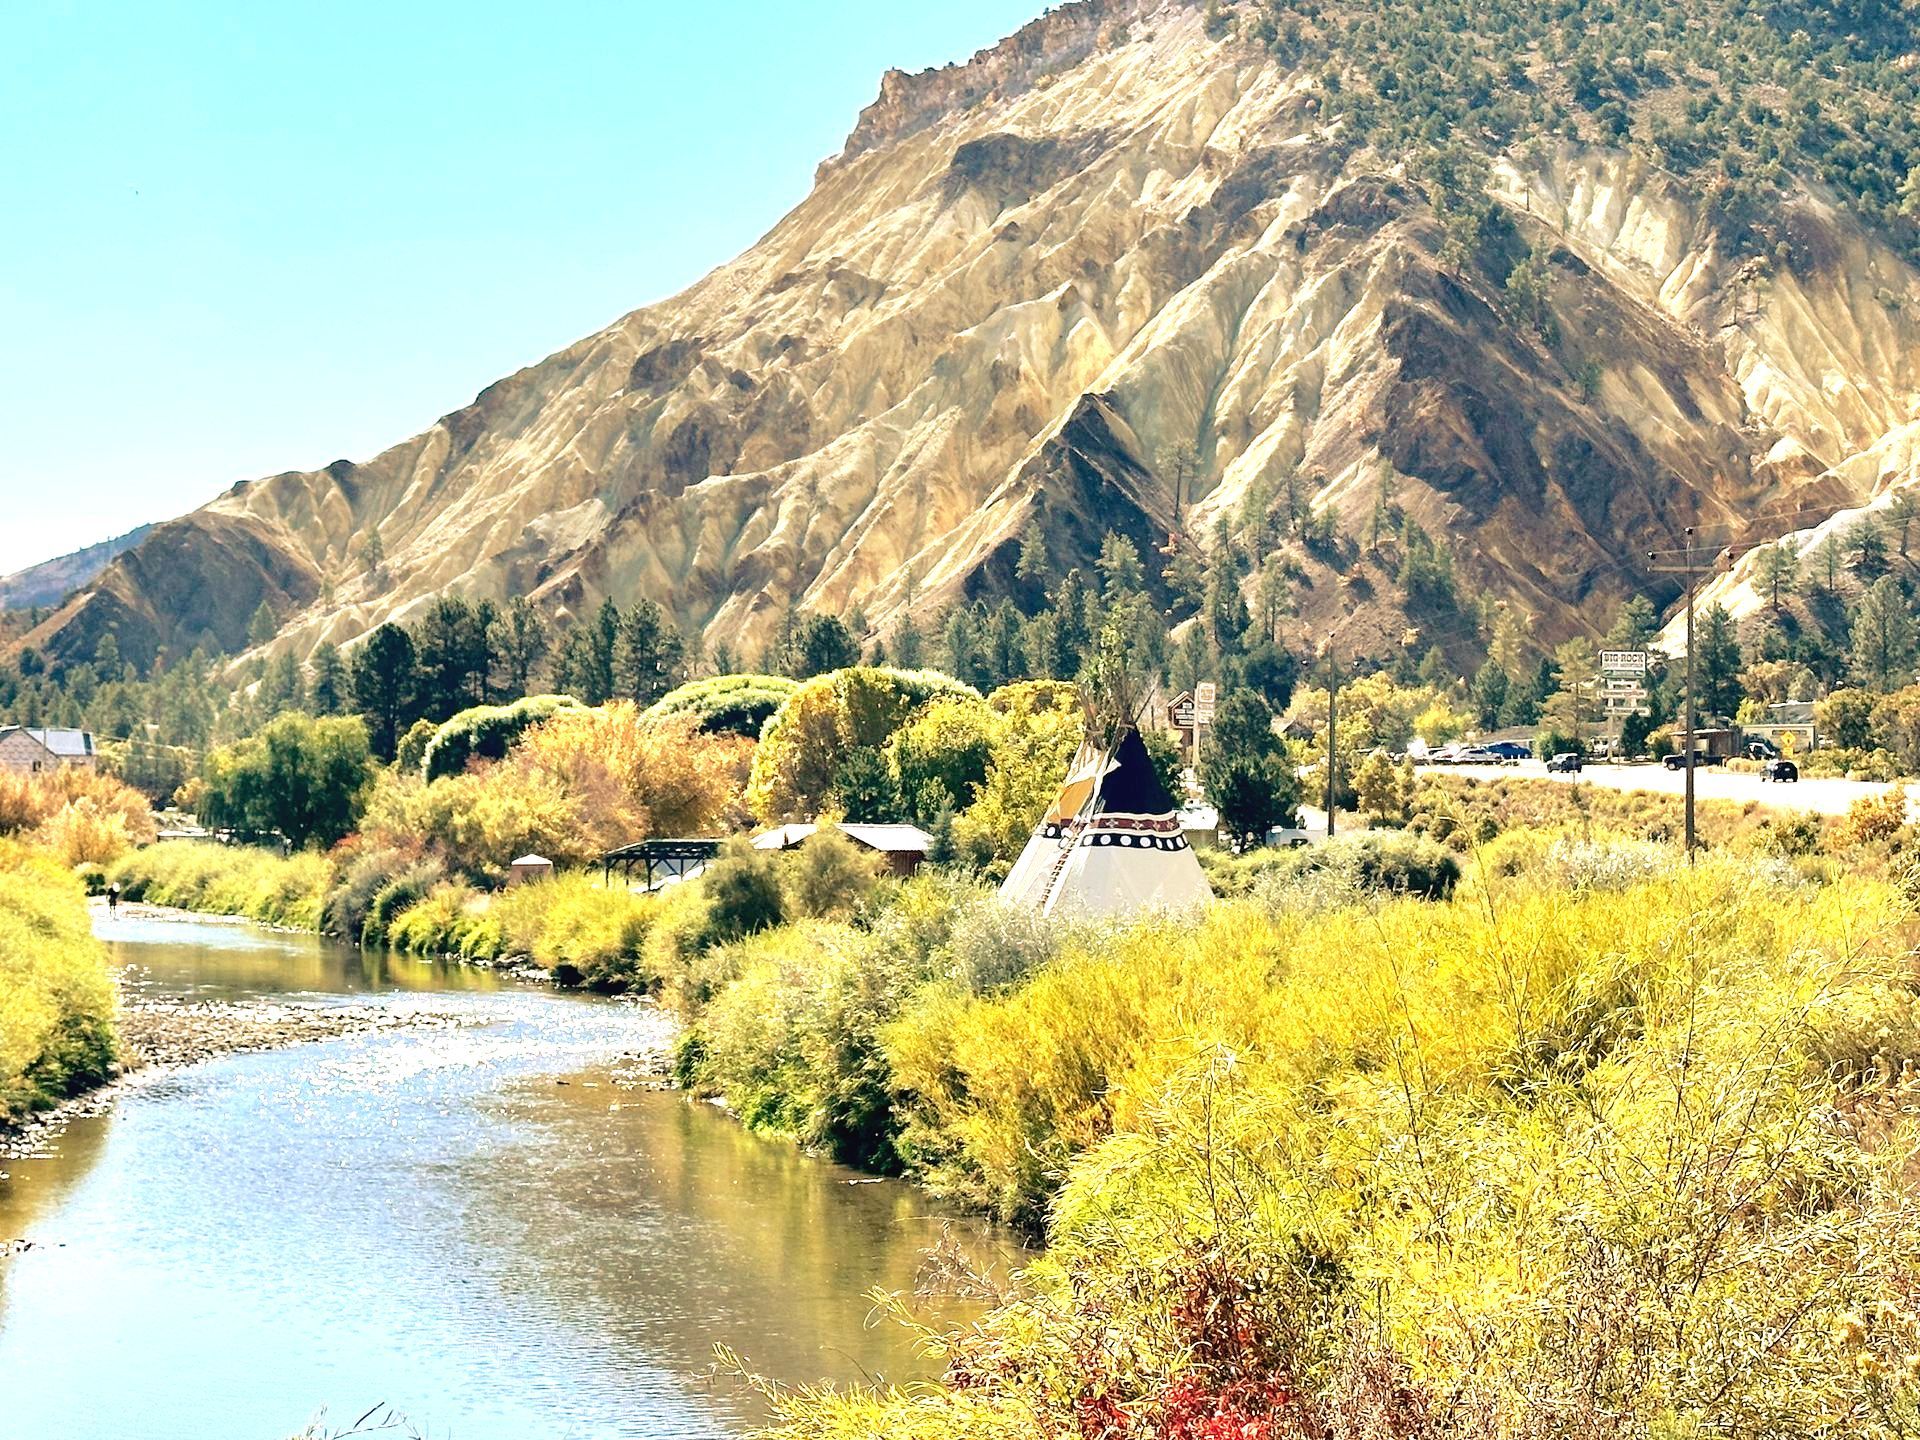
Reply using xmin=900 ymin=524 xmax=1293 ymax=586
xmin=0 ymin=726 xmax=97 ymax=775
xmin=751 ymin=821 xmax=935 ymax=877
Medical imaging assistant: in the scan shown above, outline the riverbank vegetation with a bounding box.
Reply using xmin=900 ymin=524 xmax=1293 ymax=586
xmin=736 ymin=847 xmax=1920 ymax=1439
xmin=0 ymin=840 xmax=116 ymax=1123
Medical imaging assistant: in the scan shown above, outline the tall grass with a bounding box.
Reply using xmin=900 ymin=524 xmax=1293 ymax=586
xmin=109 ymin=842 xmax=333 ymax=931
xmin=0 ymin=840 xmax=117 ymax=1121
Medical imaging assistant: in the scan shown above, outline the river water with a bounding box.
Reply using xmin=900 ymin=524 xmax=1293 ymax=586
xmin=0 ymin=911 xmax=1016 ymax=1440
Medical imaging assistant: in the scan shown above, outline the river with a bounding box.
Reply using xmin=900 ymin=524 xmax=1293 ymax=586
xmin=0 ymin=910 xmax=1017 ymax=1440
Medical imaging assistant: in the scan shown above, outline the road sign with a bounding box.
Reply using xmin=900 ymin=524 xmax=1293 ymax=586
xmin=1169 ymin=691 xmax=1196 ymax=728
xmin=1194 ymin=681 xmax=1217 ymax=721
xmin=1600 ymin=649 xmax=1649 ymax=675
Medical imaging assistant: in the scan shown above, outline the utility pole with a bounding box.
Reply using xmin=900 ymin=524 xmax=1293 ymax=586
xmin=1649 ymin=527 xmax=1727 ymax=862
xmin=1324 ymin=640 xmax=1338 ymax=840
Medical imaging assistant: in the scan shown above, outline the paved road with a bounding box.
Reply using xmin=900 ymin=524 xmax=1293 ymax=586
xmin=1425 ymin=760 xmax=1915 ymax=817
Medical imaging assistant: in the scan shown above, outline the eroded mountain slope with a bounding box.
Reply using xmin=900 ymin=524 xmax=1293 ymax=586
xmin=21 ymin=0 xmax=1920 ymax=671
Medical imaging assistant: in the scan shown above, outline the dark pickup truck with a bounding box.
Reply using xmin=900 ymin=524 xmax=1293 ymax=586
xmin=1662 ymin=752 xmax=1726 ymax=771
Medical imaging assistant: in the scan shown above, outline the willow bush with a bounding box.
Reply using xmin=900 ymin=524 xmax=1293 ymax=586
xmin=0 ymin=840 xmax=116 ymax=1121
xmin=745 ymin=855 xmax=1920 ymax=1439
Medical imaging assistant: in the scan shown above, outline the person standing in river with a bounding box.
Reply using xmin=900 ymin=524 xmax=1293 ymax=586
xmin=106 ymin=882 xmax=120 ymax=914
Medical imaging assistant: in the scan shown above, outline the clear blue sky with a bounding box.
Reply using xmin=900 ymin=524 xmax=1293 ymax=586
xmin=0 ymin=1 xmax=1044 ymax=575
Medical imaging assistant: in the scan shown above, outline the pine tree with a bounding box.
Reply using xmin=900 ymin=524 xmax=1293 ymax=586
xmin=615 ymin=598 xmax=686 ymax=703
xmin=1603 ymin=594 xmax=1660 ymax=650
xmin=1889 ymin=493 xmax=1918 ymax=563
xmin=1848 ymin=515 xmax=1890 ymax=581
xmin=350 ymin=624 xmax=418 ymax=761
xmin=589 ymin=598 xmax=620 ymax=703
xmin=309 ymin=642 xmax=348 ymax=715
xmin=1754 ymin=540 xmax=1800 ymax=610
xmin=1096 ymin=533 xmax=1147 ymax=599
xmin=1813 ymin=533 xmax=1846 ymax=592
xmin=1849 ymin=575 xmax=1918 ymax=692
xmin=1697 ymin=603 xmax=1745 ymax=718
xmin=246 ymin=600 xmax=277 ymax=649
xmin=491 ymin=597 xmax=550 ymax=698
xmin=1015 ymin=521 xmax=1050 ymax=588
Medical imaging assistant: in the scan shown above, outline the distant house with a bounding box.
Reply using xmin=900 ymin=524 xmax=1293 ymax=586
xmin=0 ymin=727 xmax=98 ymax=775
xmin=751 ymin=821 xmax=935 ymax=876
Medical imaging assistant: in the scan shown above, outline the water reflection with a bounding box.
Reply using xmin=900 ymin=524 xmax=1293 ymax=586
xmin=0 ymin=913 xmax=1019 ymax=1439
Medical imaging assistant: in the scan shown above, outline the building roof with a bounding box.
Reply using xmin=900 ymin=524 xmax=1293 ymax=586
xmin=752 ymin=822 xmax=934 ymax=854
xmin=835 ymin=823 xmax=934 ymax=854
xmin=751 ymin=823 xmax=818 ymax=850
xmin=0 ymin=726 xmax=94 ymax=758
xmin=510 ymin=854 xmax=553 ymax=867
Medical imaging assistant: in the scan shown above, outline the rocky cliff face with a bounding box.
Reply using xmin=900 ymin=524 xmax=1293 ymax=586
xmin=19 ymin=0 xmax=1920 ymax=673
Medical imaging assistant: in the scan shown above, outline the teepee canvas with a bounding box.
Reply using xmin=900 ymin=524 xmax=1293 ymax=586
xmin=1040 ymin=728 xmax=1214 ymax=918
xmin=998 ymin=739 xmax=1104 ymax=910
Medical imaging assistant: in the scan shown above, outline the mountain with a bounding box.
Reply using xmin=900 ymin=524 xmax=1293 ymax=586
xmin=0 ymin=526 xmax=155 ymax=613
xmin=16 ymin=0 xmax=1920 ymax=674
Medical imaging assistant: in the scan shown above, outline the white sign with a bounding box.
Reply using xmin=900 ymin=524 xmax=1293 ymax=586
xmin=1600 ymin=649 xmax=1649 ymax=675
xmin=1194 ymin=681 xmax=1217 ymax=721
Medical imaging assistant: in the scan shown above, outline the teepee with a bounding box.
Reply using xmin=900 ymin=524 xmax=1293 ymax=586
xmin=1036 ymin=727 xmax=1214 ymax=919
xmin=998 ymin=739 xmax=1105 ymax=910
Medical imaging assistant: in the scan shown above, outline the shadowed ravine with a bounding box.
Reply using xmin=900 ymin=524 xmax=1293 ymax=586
xmin=0 ymin=913 xmax=1016 ymax=1440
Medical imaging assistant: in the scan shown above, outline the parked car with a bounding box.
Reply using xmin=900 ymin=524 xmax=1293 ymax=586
xmin=1546 ymin=752 xmax=1584 ymax=773
xmin=1746 ymin=737 xmax=1781 ymax=760
xmin=1761 ymin=758 xmax=1799 ymax=783
xmin=1662 ymin=751 xmax=1725 ymax=770
xmin=1484 ymin=741 xmax=1531 ymax=762
xmin=1454 ymin=746 xmax=1498 ymax=764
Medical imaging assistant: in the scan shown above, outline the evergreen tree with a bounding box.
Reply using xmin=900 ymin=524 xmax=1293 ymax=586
xmin=1848 ymin=515 xmax=1890 ymax=581
xmin=588 ymin=599 xmax=620 ymax=703
xmin=1697 ymin=602 xmax=1745 ymax=719
xmin=1200 ymin=691 xmax=1300 ymax=848
xmin=492 ymin=596 xmax=550 ymax=698
xmin=1813 ymin=533 xmax=1846 ymax=592
xmin=1754 ymin=540 xmax=1800 ymax=611
xmin=1889 ymin=493 xmax=1918 ymax=563
xmin=943 ymin=609 xmax=986 ymax=691
xmin=246 ymin=600 xmax=277 ymax=649
xmin=1603 ymin=594 xmax=1660 ymax=650
xmin=1849 ymin=575 xmax=1918 ymax=692
xmin=615 ymin=598 xmax=686 ymax=703
xmin=1096 ymin=533 xmax=1147 ymax=599
xmin=1471 ymin=659 xmax=1510 ymax=727
xmin=1015 ymin=521 xmax=1050 ymax=588
xmin=550 ymin=624 xmax=604 ymax=705
xmin=793 ymin=613 xmax=860 ymax=678
xmin=982 ymin=601 xmax=1026 ymax=688
xmin=309 ymin=642 xmax=348 ymax=716
xmin=349 ymin=624 xmax=418 ymax=761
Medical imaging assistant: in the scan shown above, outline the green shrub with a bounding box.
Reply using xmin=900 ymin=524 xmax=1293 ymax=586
xmin=488 ymin=872 xmax=659 ymax=991
xmin=362 ymin=861 xmax=445 ymax=947
xmin=109 ymin=842 xmax=334 ymax=930
xmin=420 ymin=694 xmax=582 ymax=780
xmin=0 ymin=841 xmax=117 ymax=1121
xmin=642 ymin=673 xmax=798 ymax=739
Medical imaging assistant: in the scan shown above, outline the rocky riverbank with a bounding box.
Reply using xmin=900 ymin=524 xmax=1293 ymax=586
xmin=1 ymin=995 xmax=477 ymax=1160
